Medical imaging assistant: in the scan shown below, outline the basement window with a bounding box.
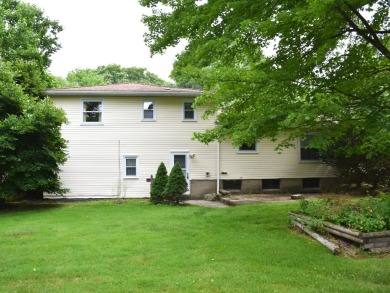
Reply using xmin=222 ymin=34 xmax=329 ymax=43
xmin=223 ymin=180 xmax=242 ymax=191
xmin=262 ymin=179 xmax=281 ymax=190
xmin=302 ymin=178 xmax=320 ymax=189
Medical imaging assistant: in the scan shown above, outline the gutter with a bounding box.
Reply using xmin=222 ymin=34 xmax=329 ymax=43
xmin=44 ymin=90 xmax=201 ymax=97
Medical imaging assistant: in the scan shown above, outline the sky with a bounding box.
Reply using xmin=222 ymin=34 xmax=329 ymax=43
xmin=22 ymin=0 xmax=184 ymax=81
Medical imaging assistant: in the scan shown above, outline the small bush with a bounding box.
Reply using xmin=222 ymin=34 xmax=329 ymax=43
xmin=163 ymin=162 xmax=188 ymax=205
xmin=150 ymin=162 xmax=168 ymax=204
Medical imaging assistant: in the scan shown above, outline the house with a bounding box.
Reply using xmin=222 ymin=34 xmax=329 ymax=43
xmin=45 ymin=83 xmax=337 ymax=199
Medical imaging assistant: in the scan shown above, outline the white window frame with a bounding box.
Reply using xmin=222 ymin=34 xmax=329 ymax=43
xmin=237 ymin=142 xmax=258 ymax=154
xmin=141 ymin=100 xmax=156 ymax=121
xmin=182 ymin=99 xmax=197 ymax=121
xmin=299 ymin=135 xmax=320 ymax=162
xmin=123 ymin=155 xmax=139 ymax=179
xmin=81 ymin=99 xmax=104 ymax=125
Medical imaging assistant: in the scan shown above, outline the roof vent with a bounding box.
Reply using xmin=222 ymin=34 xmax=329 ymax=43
xmin=164 ymin=88 xmax=171 ymax=91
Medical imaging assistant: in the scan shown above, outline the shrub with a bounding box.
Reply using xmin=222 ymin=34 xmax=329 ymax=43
xmin=150 ymin=162 xmax=168 ymax=204
xmin=296 ymin=193 xmax=390 ymax=232
xmin=163 ymin=162 xmax=188 ymax=205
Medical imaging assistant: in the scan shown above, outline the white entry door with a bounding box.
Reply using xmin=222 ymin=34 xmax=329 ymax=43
xmin=170 ymin=152 xmax=190 ymax=195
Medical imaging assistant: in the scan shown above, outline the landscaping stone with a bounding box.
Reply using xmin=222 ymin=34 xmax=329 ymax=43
xmin=291 ymin=194 xmax=304 ymax=200
xmin=204 ymin=193 xmax=220 ymax=201
xmin=219 ymin=189 xmax=231 ymax=196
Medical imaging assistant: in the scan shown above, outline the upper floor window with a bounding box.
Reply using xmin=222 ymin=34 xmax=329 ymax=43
xmin=238 ymin=142 xmax=258 ymax=153
xmin=82 ymin=99 xmax=103 ymax=124
xmin=142 ymin=100 xmax=156 ymax=121
xmin=300 ymin=135 xmax=320 ymax=161
xmin=183 ymin=100 xmax=196 ymax=121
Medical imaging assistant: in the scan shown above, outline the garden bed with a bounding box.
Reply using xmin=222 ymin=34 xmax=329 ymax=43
xmin=290 ymin=212 xmax=390 ymax=253
xmin=290 ymin=194 xmax=390 ymax=253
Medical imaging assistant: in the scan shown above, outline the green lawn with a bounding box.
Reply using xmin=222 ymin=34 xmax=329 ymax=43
xmin=0 ymin=200 xmax=389 ymax=292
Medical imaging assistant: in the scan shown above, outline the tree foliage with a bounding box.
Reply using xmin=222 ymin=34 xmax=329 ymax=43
xmin=56 ymin=64 xmax=173 ymax=87
xmin=163 ymin=163 xmax=187 ymax=205
xmin=150 ymin=162 xmax=168 ymax=204
xmin=140 ymin=0 xmax=390 ymax=188
xmin=0 ymin=0 xmax=62 ymax=95
xmin=140 ymin=1 xmax=390 ymax=153
xmin=0 ymin=0 xmax=67 ymax=199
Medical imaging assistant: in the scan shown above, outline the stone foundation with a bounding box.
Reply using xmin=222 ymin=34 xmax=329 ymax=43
xmin=189 ymin=177 xmax=338 ymax=198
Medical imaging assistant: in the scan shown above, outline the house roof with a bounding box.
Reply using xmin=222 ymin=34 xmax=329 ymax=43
xmin=44 ymin=83 xmax=203 ymax=97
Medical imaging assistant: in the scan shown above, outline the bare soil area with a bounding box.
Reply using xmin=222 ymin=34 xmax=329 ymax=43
xmin=186 ymin=193 xmax=365 ymax=207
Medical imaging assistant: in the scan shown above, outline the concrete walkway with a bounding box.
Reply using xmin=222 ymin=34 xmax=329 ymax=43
xmin=186 ymin=193 xmax=361 ymax=208
xmin=184 ymin=200 xmax=228 ymax=208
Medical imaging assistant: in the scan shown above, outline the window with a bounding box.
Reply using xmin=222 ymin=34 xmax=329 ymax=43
xmin=82 ymin=99 xmax=103 ymax=124
xmin=223 ymin=180 xmax=242 ymax=191
xmin=262 ymin=179 xmax=280 ymax=190
xmin=123 ymin=155 xmax=139 ymax=178
xmin=183 ymin=100 xmax=196 ymax=120
xmin=142 ymin=100 xmax=155 ymax=120
xmin=300 ymin=135 xmax=320 ymax=161
xmin=238 ymin=142 xmax=258 ymax=153
xmin=302 ymin=178 xmax=320 ymax=189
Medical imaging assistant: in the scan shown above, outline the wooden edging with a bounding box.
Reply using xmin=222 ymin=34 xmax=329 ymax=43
xmin=290 ymin=212 xmax=390 ymax=252
xmin=361 ymin=230 xmax=390 ymax=239
xmin=293 ymin=221 xmax=340 ymax=254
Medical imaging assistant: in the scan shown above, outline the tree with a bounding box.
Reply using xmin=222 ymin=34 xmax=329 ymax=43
xmin=140 ymin=0 xmax=390 ymax=188
xmin=0 ymin=0 xmax=62 ymax=95
xmin=60 ymin=64 xmax=173 ymax=87
xmin=66 ymin=69 xmax=106 ymax=87
xmin=0 ymin=0 xmax=67 ymax=199
xmin=150 ymin=162 xmax=168 ymax=204
xmin=163 ymin=163 xmax=187 ymax=205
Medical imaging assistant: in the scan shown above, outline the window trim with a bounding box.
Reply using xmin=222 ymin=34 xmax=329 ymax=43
xmin=299 ymin=135 xmax=320 ymax=162
xmin=81 ymin=99 xmax=104 ymax=125
xmin=237 ymin=142 xmax=258 ymax=154
xmin=182 ymin=99 xmax=197 ymax=121
xmin=123 ymin=155 xmax=139 ymax=179
xmin=141 ymin=99 xmax=156 ymax=121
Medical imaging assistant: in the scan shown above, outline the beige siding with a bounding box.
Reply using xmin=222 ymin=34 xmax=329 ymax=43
xmin=219 ymin=139 xmax=335 ymax=180
xmin=53 ymin=96 xmax=217 ymax=198
xmin=52 ymin=95 xmax=336 ymax=198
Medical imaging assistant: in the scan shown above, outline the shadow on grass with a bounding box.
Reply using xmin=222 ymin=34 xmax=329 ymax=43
xmin=0 ymin=200 xmax=66 ymax=214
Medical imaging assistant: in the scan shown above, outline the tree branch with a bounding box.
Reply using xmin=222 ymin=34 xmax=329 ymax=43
xmin=336 ymin=2 xmax=390 ymax=60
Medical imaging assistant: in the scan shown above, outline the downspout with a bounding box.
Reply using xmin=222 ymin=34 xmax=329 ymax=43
xmin=216 ymin=141 xmax=220 ymax=194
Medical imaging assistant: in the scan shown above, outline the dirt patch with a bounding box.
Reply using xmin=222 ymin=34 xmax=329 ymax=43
xmin=184 ymin=200 xmax=228 ymax=208
xmin=221 ymin=193 xmax=364 ymax=205
xmin=187 ymin=193 xmax=365 ymax=208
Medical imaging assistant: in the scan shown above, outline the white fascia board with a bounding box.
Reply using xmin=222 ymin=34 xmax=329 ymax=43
xmin=44 ymin=90 xmax=201 ymax=97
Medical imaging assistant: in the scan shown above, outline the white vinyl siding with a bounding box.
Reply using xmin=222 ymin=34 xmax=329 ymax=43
xmin=51 ymin=96 xmax=216 ymax=198
xmin=220 ymin=138 xmax=335 ymax=180
xmin=50 ymin=96 xmax=336 ymax=198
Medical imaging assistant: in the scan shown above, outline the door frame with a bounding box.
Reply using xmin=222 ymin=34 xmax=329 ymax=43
xmin=170 ymin=151 xmax=190 ymax=195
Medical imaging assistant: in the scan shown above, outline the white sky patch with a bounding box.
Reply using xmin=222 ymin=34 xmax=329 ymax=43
xmin=22 ymin=0 xmax=184 ymax=81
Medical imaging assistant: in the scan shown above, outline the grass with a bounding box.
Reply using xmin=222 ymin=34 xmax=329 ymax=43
xmin=0 ymin=200 xmax=389 ymax=292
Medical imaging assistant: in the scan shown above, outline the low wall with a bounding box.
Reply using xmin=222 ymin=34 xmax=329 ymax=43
xmin=190 ymin=177 xmax=339 ymax=198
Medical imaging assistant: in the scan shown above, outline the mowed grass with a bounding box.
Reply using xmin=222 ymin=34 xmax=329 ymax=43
xmin=0 ymin=200 xmax=389 ymax=292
